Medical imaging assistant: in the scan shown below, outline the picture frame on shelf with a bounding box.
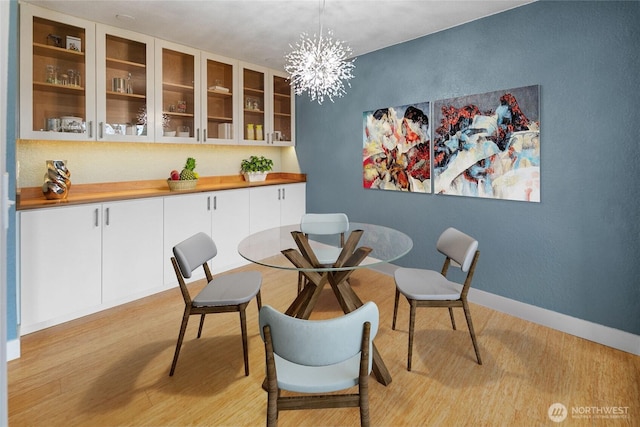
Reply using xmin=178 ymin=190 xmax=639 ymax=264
xmin=66 ymin=35 xmax=81 ymax=52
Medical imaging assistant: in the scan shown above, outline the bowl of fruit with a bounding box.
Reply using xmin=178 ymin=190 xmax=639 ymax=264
xmin=167 ymin=157 xmax=199 ymax=191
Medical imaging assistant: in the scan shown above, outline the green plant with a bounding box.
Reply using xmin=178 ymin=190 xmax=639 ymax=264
xmin=241 ymin=155 xmax=273 ymax=173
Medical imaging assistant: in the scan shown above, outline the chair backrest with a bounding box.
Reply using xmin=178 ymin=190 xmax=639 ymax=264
xmin=300 ymin=213 xmax=349 ymax=236
xmin=259 ymin=302 xmax=379 ymax=369
xmin=436 ymin=227 xmax=478 ymax=272
xmin=172 ymin=232 xmax=217 ymax=279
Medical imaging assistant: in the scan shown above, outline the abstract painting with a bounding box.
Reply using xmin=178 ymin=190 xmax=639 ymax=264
xmin=363 ymin=102 xmax=431 ymax=193
xmin=433 ymin=85 xmax=540 ymax=202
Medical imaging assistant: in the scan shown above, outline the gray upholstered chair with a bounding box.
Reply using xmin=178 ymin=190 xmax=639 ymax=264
xmin=392 ymin=227 xmax=482 ymax=370
xmin=259 ymin=302 xmax=379 ymax=427
xmin=169 ymin=232 xmax=262 ymax=376
xmin=297 ymin=213 xmax=349 ymax=293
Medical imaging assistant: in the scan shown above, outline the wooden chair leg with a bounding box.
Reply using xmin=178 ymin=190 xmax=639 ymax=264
xmin=407 ymin=299 xmax=417 ymax=371
xmin=264 ymin=326 xmax=279 ymax=427
xmin=392 ymin=288 xmax=400 ymax=330
xmin=462 ymin=300 xmax=482 ymax=365
xmin=256 ymin=290 xmax=262 ymax=310
xmin=448 ymin=307 xmax=457 ymax=330
xmin=197 ymin=313 xmax=206 ymax=338
xmin=240 ymin=306 xmax=250 ymax=376
xmin=170 ymin=308 xmax=191 ymax=376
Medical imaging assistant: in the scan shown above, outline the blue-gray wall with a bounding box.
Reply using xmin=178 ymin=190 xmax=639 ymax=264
xmin=296 ymin=1 xmax=640 ymax=335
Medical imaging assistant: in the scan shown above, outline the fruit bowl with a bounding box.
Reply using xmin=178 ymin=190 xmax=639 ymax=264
xmin=167 ymin=179 xmax=198 ymax=191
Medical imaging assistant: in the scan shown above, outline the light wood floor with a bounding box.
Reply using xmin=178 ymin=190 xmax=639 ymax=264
xmin=8 ymin=263 xmax=639 ymax=426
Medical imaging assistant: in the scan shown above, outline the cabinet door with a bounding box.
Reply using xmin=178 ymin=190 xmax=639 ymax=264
xmin=270 ymin=71 xmax=295 ymax=146
xmin=19 ymin=3 xmax=97 ymax=140
xmin=239 ymin=62 xmax=269 ymax=145
xmin=102 ymin=198 xmax=164 ymax=303
xmin=202 ymin=52 xmax=238 ymax=145
xmin=20 ymin=205 xmax=102 ymax=333
xmin=96 ymin=24 xmax=155 ymax=142
xmin=211 ymin=189 xmax=250 ymax=272
xmin=280 ymin=183 xmax=306 ymax=226
xmin=163 ymin=193 xmax=213 ymax=286
xmin=249 ymin=186 xmax=281 ymax=233
xmin=155 ymin=40 xmax=201 ymax=143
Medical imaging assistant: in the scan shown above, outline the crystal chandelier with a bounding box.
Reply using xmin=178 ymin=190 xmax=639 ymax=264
xmin=284 ymin=0 xmax=355 ymax=104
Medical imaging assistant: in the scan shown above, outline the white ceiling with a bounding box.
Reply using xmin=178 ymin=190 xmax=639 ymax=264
xmin=23 ymin=0 xmax=534 ymax=70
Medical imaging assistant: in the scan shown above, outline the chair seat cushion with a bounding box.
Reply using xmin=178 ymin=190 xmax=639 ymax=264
xmin=394 ymin=268 xmax=461 ymax=300
xmin=193 ymin=271 xmax=261 ymax=307
xmin=274 ymin=353 xmax=360 ymax=393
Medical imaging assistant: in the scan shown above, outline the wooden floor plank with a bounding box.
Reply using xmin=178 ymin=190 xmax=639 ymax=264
xmin=8 ymin=264 xmax=640 ymax=426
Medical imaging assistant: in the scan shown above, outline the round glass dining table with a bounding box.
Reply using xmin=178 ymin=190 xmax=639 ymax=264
xmin=238 ymin=222 xmax=413 ymax=271
xmin=238 ymin=222 xmax=413 ymax=386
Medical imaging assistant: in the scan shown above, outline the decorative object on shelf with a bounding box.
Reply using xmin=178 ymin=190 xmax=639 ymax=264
xmin=42 ymin=160 xmax=71 ymax=200
xmin=112 ymin=77 xmax=126 ymax=93
xmin=246 ymin=123 xmax=255 ymax=140
xmin=177 ymin=100 xmax=187 ymax=113
xmin=177 ymin=126 xmax=190 ymax=138
xmin=284 ymin=0 xmax=355 ymax=104
xmin=66 ymin=35 xmax=81 ymax=52
xmin=167 ymin=157 xmax=199 ymax=191
xmin=255 ymin=124 xmax=263 ymax=141
xmin=241 ymin=155 xmax=273 ymax=182
xmin=136 ymin=106 xmax=148 ymax=136
xmin=46 ymin=33 xmax=63 ymax=48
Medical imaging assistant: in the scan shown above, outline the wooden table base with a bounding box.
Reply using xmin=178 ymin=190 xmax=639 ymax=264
xmin=281 ymin=230 xmax=393 ymax=386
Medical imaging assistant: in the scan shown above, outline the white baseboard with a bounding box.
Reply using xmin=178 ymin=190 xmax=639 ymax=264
xmin=6 ymin=338 xmax=20 ymax=361
xmin=372 ymin=264 xmax=640 ymax=356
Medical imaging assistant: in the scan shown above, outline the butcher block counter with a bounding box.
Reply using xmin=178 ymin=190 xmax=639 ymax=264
xmin=17 ymin=172 xmax=306 ymax=211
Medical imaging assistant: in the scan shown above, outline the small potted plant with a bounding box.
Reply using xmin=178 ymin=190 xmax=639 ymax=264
xmin=241 ymin=155 xmax=273 ymax=182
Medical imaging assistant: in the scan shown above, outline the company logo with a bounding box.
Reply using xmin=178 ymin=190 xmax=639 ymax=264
xmin=548 ymin=403 xmax=568 ymax=423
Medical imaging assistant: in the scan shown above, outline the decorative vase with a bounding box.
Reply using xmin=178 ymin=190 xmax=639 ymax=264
xmin=243 ymin=171 xmax=268 ymax=182
xmin=42 ymin=160 xmax=71 ymax=200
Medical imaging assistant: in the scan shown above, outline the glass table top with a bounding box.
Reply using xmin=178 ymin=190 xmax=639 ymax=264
xmin=237 ymin=222 xmax=413 ymax=271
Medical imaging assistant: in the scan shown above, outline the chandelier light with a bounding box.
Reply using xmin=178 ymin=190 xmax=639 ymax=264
xmin=284 ymin=0 xmax=355 ymax=104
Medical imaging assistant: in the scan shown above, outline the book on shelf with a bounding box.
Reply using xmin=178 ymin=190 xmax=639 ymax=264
xmin=209 ymin=85 xmax=230 ymax=93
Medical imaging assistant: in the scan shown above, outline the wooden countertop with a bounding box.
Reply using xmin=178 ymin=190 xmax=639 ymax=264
xmin=17 ymin=173 xmax=306 ymax=210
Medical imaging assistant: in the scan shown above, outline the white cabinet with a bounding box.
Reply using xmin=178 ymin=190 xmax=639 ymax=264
xmin=95 ymin=24 xmax=155 ymax=142
xmin=19 ymin=3 xmax=97 ymax=140
xmin=163 ymin=188 xmax=250 ymax=285
xmin=201 ymin=52 xmax=239 ymax=144
xmin=211 ymin=189 xmax=250 ymax=272
xmin=20 ymin=204 xmax=103 ymax=333
xmin=154 ymin=40 xmax=201 ymax=143
xmin=249 ymin=183 xmax=306 ymax=233
xmin=19 ymin=198 xmax=164 ymax=333
xmin=239 ymin=63 xmax=295 ymax=146
xmin=163 ymin=192 xmax=214 ymax=286
xmin=102 ymin=199 xmax=164 ymax=303
xmin=279 ymin=183 xmax=306 ymax=225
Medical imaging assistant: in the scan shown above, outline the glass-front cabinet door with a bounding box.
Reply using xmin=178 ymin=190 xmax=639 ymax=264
xmin=19 ymin=4 xmax=96 ymax=140
xmin=96 ymin=25 xmax=154 ymax=142
xmin=155 ymin=40 xmax=200 ymax=143
xmin=202 ymin=53 xmax=237 ymax=145
xmin=271 ymin=72 xmax=295 ymax=146
xmin=239 ymin=63 xmax=267 ymax=145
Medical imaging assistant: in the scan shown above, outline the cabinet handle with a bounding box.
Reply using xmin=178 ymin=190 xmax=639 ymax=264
xmin=99 ymin=122 xmax=104 ymax=139
xmin=94 ymin=208 xmax=99 ymax=227
xmin=278 ymin=188 xmax=281 ymax=200
xmin=207 ymin=196 xmax=211 ymax=211
xmin=213 ymin=195 xmax=217 ymax=210
xmin=105 ymin=207 xmax=110 ymax=226
xmin=196 ymin=128 xmax=200 ymax=142
xmin=203 ymin=129 xmax=207 ymax=142
xmin=282 ymin=188 xmax=285 ymax=199
xmin=88 ymin=121 xmax=93 ymax=138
